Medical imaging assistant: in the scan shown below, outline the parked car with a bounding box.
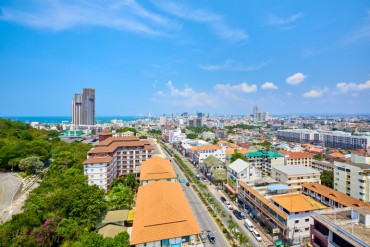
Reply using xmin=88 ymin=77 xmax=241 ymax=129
xmin=252 ymin=229 xmax=262 ymax=242
xmin=244 ymin=219 xmax=254 ymax=232
xmin=207 ymin=230 xmax=216 ymax=244
xmin=220 ymin=196 xmax=226 ymax=203
xmin=224 ymin=201 xmax=233 ymax=210
xmin=233 ymin=209 xmax=243 ymax=220
xmin=200 ymin=230 xmax=207 ymax=243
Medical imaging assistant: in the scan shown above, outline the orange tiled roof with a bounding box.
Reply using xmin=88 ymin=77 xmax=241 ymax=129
xmin=83 ymin=156 xmax=112 ymax=164
xmin=288 ymin=152 xmax=313 ymax=159
xmin=130 ymin=181 xmax=201 ymax=245
xmin=97 ymin=136 xmax=140 ymax=146
xmin=271 ymin=194 xmax=328 ymax=213
xmin=191 ymin=145 xmax=221 ymax=151
xmin=238 ymin=148 xmax=250 ymax=155
xmin=302 ymin=183 xmax=370 ymax=208
xmin=88 ymin=140 xmax=154 ymax=154
xmin=140 ymin=156 xmax=176 ymax=181
xmin=226 ymin=148 xmax=236 ymax=155
xmin=327 ymin=152 xmax=344 ymax=158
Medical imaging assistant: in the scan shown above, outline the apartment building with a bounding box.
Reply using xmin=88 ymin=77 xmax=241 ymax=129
xmin=191 ymin=144 xmax=226 ymax=165
xmin=72 ymin=88 xmax=95 ymax=125
xmin=310 ymin=207 xmax=370 ymax=247
xmin=238 ymin=181 xmax=327 ymax=246
xmin=130 ymin=181 xmax=202 ymax=247
xmin=311 ymin=160 xmax=334 ymax=172
xmin=139 ymin=156 xmax=177 ymax=186
xmin=277 ymin=129 xmax=370 ymax=151
xmin=271 ymin=165 xmax=321 ymax=191
xmin=334 ymin=161 xmax=370 ymax=202
xmin=302 ymin=182 xmax=370 ymax=208
xmin=86 ymin=136 xmax=154 ymax=178
xmin=244 ymin=150 xmax=285 ymax=176
xmin=83 ymin=156 xmax=116 ymax=191
xmin=278 ymin=151 xmax=313 ymax=167
xmin=227 ymin=159 xmax=258 ymax=193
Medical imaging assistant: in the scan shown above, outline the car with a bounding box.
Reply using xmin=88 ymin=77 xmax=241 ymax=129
xmin=207 ymin=230 xmax=216 ymax=244
xmin=186 ymin=182 xmax=190 ymax=186
xmin=233 ymin=209 xmax=243 ymax=220
xmin=220 ymin=196 xmax=226 ymax=203
xmin=200 ymin=230 xmax=207 ymax=243
xmin=224 ymin=201 xmax=233 ymax=210
xmin=252 ymin=229 xmax=262 ymax=242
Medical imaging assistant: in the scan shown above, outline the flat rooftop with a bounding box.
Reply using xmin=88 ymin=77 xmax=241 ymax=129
xmin=314 ymin=208 xmax=370 ymax=246
xmin=271 ymin=194 xmax=328 ymax=213
xmin=273 ymin=165 xmax=320 ymax=175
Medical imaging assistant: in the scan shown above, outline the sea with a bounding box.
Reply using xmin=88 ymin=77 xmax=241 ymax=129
xmin=1 ymin=116 xmax=147 ymax=124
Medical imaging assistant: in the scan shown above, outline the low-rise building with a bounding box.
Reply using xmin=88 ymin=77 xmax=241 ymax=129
xmin=227 ymin=159 xmax=257 ymax=193
xmin=302 ymin=182 xmax=370 ymax=208
xmin=271 ymin=165 xmax=321 ymax=191
xmin=311 ymin=160 xmax=334 ymax=172
xmin=83 ymin=156 xmax=116 ymax=191
xmin=139 ymin=156 xmax=177 ymax=186
xmin=244 ymin=150 xmax=285 ymax=176
xmin=203 ymin=155 xmax=227 ymax=184
xmin=191 ymin=145 xmax=226 ymax=165
xmin=130 ymin=181 xmax=202 ymax=247
xmin=278 ymin=151 xmax=313 ymax=167
xmin=310 ymin=207 xmax=370 ymax=247
xmin=238 ymin=181 xmax=327 ymax=246
xmin=334 ymin=161 xmax=370 ymax=202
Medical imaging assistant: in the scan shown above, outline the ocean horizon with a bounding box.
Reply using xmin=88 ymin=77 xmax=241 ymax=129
xmin=0 ymin=116 xmax=147 ymax=124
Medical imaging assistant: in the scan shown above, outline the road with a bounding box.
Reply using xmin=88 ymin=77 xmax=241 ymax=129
xmin=0 ymin=172 xmax=22 ymax=223
xmin=163 ymin=149 xmax=230 ymax=247
xmin=164 ymin=143 xmax=272 ymax=247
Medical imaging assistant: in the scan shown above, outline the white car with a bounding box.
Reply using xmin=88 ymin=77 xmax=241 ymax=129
xmin=224 ymin=201 xmax=233 ymax=210
xmin=252 ymin=229 xmax=262 ymax=242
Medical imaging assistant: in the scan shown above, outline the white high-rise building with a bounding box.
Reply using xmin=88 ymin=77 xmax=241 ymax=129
xmin=253 ymin=105 xmax=259 ymax=123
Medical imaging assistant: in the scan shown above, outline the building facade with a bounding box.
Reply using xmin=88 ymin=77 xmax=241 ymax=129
xmin=227 ymin=159 xmax=257 ymax=193
xmin=271 ymin=165 xmax=321 ymax=191
xmin=244 ymin=150 xmax=285 ymax=176
xmin=334 ymin=161 xmax=370 ymax=202
xmin=83 ymin=156 xmax=116 ymax=191
xmin=72 ymin=88 xmax=95 ymax=125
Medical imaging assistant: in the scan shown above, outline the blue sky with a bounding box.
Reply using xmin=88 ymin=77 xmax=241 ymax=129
xmin=0 ymin=0 xmax=369 ymax=116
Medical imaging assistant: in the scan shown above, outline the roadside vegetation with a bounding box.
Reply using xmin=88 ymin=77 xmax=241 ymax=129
xmin=0 ymin=119 xmax=130 ymax=247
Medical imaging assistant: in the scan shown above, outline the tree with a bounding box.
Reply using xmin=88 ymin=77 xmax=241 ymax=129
xmin=235 ymin=232 xmax=249 ymax=247
xmin=108 ymin=186 xmax=134 ymax=210
xmin=321 ymin=170 xmax=334 ymax=188
xmin=186 ymin=133 xmax=198 ymax=139
xmin=313 ymin=153 xmax=323 ymax=161
xmin=230 ymin=151 xmax=247 ymax=163
xmin=19 ymin=156 xmax=44 ymax=175
xmin=227 ymin=219 xmax=238 ymax=243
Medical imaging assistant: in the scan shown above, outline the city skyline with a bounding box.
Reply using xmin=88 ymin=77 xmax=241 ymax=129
xmin=1 ymin=1 xmax=370 ymax=116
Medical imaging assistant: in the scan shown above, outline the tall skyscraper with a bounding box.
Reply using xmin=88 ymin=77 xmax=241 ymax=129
xmin=72 ymin=94 xmax=82 ymax=125
xmin=72 ymin=88 xmax=95 ymax=125
xmin=253 ymin=105 xmax=259 ymax=123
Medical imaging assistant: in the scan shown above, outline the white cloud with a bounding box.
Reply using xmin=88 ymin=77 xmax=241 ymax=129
xmin=214 ymin=82 xmax=257 ymax=94
xmin=286 ymin=72 xmax=307 ymax=85
xmin=200 ymin=59 xmax=271 ymax=72
xmin=337 ymin=80 xmax=370 ymax=93
xmin=267 ymin=13 xmax=304 ymax=26
xmin=151 ymin=1 xmax=247 ymax=42
xmin=0 ymin=0 xmax=179 ymax=35
xmin=163 ymin=81 xmax=215 ymax=107
xmin=156 ymin=90 xmax=166 ymax=96
xmin=303 ymin=88 xmax=328 ymax=98
xmin=287 ymin=92 xmax=292 ymax=96
xmin=261 ymin=82 xmax=278 ymax=90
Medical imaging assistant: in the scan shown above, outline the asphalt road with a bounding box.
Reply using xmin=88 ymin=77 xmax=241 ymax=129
xmin=164 ymin=143 xmax=271 ymax=247
xmin=0 ymin=172 xmax=21 ymax=223
xmin=163 ymin=150 xmax=230 ymax=247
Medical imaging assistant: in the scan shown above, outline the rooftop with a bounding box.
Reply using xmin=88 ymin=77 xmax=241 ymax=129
xmin=130 ymin=181 xmax=201 ymax=245
xmin=271 ymin=194 xmax=328 ymax=213
xmin=335 ymin=160 xmax=370 ymax=170
xmin=302 ymin=183 xmax=370 ymax=208
xmin=245 ymin=150 xmax=283 ymax=159
xmin=313 ymin=207 xmax=370 ymax=246
xmin=83 ymin=156 xmax=112 ymax=164
xmin=228 ymin=159 xmax=251 ymax=173
xmin=203 ymin=155 xmax=224 ymax=167
xmin=273 ymin=165 xmax=320 ymax=175
xmin=139 ymin=156 xmax=176 ymax=182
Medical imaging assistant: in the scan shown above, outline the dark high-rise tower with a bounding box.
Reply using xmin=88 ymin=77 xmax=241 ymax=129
xmin=72 ymin=88 xmax=95 ymax=125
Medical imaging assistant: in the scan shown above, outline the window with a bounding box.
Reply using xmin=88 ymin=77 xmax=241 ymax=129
xmin=305 ymin=227 xmax=309 ymax=231
xmin=305 ymin=218 xmax=309 ymax=222
xmin=295 ymin=220 xmax=299 ymax=223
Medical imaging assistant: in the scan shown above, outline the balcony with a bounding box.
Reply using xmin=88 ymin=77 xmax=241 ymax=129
xmin=311 ymin=225 xmax=328 ymax=246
